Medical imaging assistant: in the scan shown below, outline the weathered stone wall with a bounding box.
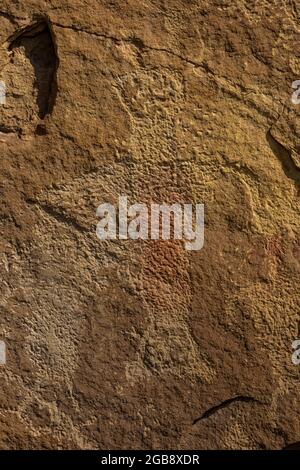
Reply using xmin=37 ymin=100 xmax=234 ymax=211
xmin=0 ymin=0 xmax=299 ymax=449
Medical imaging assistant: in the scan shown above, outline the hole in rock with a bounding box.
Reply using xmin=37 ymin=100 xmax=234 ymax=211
xmin=8 ymin=20 xmax=58 ymax=119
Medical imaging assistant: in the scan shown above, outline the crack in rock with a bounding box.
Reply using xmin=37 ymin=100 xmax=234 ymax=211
xmin=0 ymin=19 xmax=59 ymax=136
xmin=26 ymin=199 xmax=89 ymax=234
xmin=7 ymin=20 xmax=59 ymax=120
xmin=0 ymin=10 xmax=20 ymax=25
xmin=193 ymin=396 xmax=260 ymax=424
xmin=266 ymin=130 xmax=300 ymax=190
xmin=283 ymin=441 xmax=300 ymax=450
xmin=52 ymin=21 xmax=203 ymax=69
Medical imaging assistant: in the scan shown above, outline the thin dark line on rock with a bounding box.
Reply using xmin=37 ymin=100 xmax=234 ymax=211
xmin=26 ymin=199 xmax=89 ymax=234
xmin=193 ymin=396 xmax=260 ymax=424
xmin=266 ymin=130 xmax=300 ymax=191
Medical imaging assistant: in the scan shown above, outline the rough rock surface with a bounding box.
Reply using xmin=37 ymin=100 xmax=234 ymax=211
xmin=0 ymin=0 xmax=299 ymax=450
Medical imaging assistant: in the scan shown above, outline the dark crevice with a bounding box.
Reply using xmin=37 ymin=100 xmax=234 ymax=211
xmin=26 ymin=199 xmax=89 ymax=234
xmin=266 ymin=130 xmax=300 ymax=192
xmin=52 ymin=21 xmax=203 ymax=68
xmin=35 ymin=124 xmax=47 ymax=136
xmin=7 ymin=19 xmax=59 ymax=119
xmin=282 ymin=441 xmax=300 ymax=450
xmin=0 ymin=10 xmax=19 ymax=25
xmin=0 ymin=124 xmax=21 ymax=136
xmin=193 ymin=396 xmax=260 ymax=424
xmin=129 ymin=36 xmax=146 ymax=50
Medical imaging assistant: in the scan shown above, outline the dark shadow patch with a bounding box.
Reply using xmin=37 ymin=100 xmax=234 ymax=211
xmin=8 ymin=20 xmax=59 ymax=119
xmin=282 ymin=441 xmax=300 ymax=450
xmin=35 ymin=124 xmax=47 ymax=136
xmin=193 ymin=396 xmax=260 ymax=424
xmin=266 ymin=130 xmax=300 ymax=192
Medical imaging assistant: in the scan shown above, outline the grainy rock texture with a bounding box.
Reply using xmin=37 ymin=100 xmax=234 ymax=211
xmin=0 ymin=0 xmax=299 ymax=450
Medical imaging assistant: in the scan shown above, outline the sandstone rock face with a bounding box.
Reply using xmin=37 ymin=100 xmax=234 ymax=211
xmin=0 ymin=0 xmax=299 ymax=450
